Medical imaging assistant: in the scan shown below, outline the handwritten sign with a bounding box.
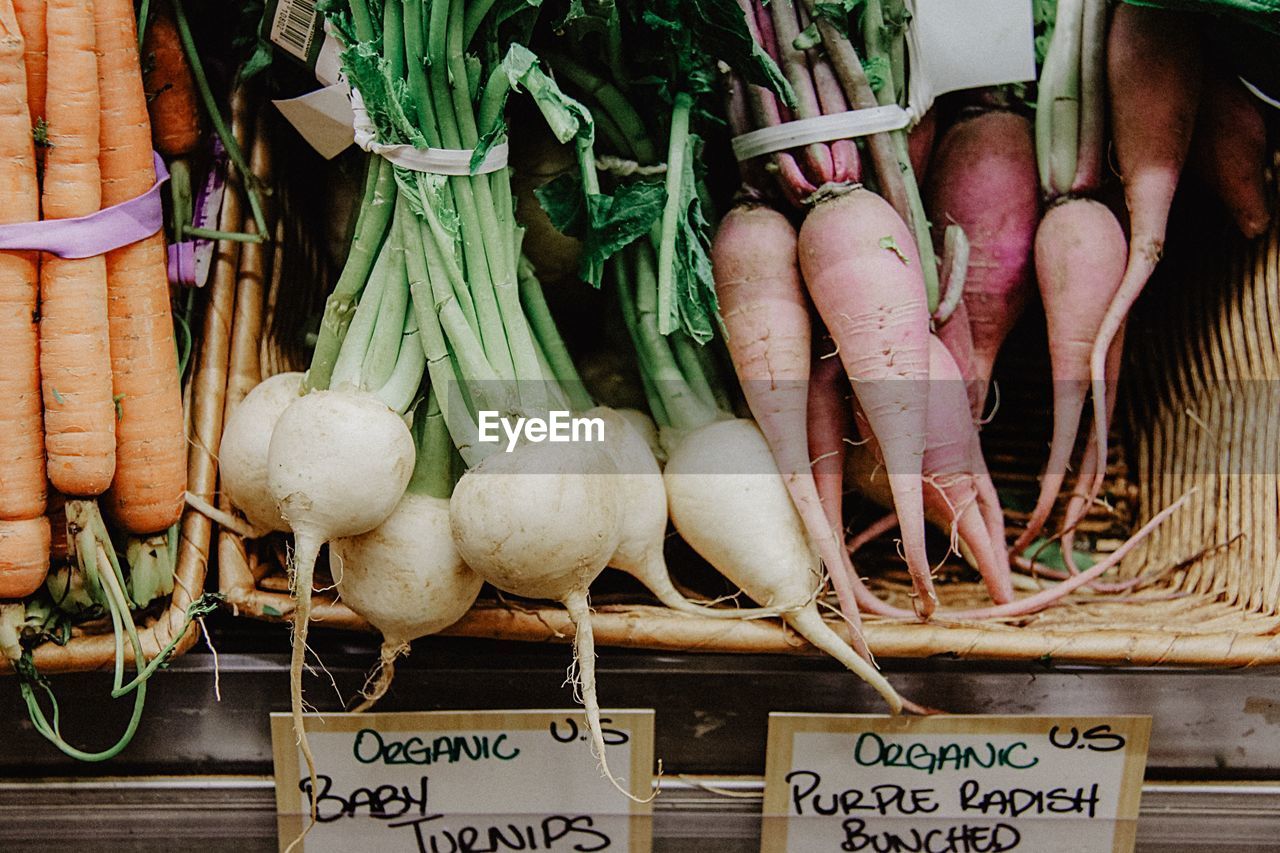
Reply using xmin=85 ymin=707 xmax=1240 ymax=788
xmin=271 ymin=709 xmax=655 ymax=852
xmin=762 ymin=714 xmax=1150 ymax=853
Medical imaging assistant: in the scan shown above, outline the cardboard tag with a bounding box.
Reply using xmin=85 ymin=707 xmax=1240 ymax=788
xmin=762 ymin=714 xmax=1150 ymax=853
xmin=270 ymin=709 xmax=655 ymax=853
xmin=908 ymin=0 xmax=1037 ymax=115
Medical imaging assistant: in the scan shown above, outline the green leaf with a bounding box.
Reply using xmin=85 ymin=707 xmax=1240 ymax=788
xmin=262 ymin=604 xmax=282 ymax=617
xmin=536 ymin=174 xmax=669 ymax=286
xmin=501 ymin=44 xmax=594 ymax=145
xmin=813 ymin=0 xmax=867 ymax=37
xmin=1020 ymin=538 xmax=1097 ymax=572
xmin=670 ymin=133 xmax=718 ymax=343
xmin=684 ymin=0 xmax=796 ymax=106
xmin=793 ymin=23 xmax=822 ymax=51
xmin=862 ymin=55 xmax=891 ymax=93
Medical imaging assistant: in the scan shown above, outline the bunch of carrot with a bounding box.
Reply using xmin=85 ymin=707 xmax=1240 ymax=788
xmin=0 ymin=0 xmax=202 ymax=761
xmin=1 ymin=0 xmax=186 ymax=598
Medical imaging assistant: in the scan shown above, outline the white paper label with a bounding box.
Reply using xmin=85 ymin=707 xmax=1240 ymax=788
xmin=272 ymin=83 xmax=356 ymax=161
xmin=271 ymin=709 xmax=655 ymax=853
xmin=762 ymin=714 xmax=1150 ymax=853
xmin=907 ymin=0 xmax=1037 ymax=116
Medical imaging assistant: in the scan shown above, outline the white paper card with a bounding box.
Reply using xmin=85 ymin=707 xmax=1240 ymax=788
xmin=909 ymin=0 xmax=1037 ymax=112
xmin=272 ymin=83 xmax=356 ymax=161
xmin=762 ymin=714 xmax=1150 ymax=853
xmin=271 ymin=709 xmax=655 ymax=853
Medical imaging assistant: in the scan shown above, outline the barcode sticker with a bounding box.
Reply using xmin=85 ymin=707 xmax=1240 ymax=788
xmin=269 ymin=0 xmax=320 ymax=62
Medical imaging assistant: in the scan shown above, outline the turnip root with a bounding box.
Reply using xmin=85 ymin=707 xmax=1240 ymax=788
xmin=713 ymin=202 xmax=868 ymax=643
xmin=934 ymin=301 xmax=982 ymax=420
xmin=218 ymin=371 xmax=303 ymax=533
xmin=664 ymin=418 xmax=902 ymax=711
xmin=925 ymin=111 xmax=1039 ymax=413
xmin=1189 ymin=66 xmax=1272 ymax=239
xmin=1014 ymin=199 xmax=1126 ymax=552
xmin=268 ymin=390 xmax=415 ymax=828
xmin=1088 ymin=4 xmax=1202 ymax=506
xmin=591 ymin=406 xmax=780 ymax=618
xmin=800 ymin=187 xmax=935 ymax=615
xmin=450 ymin=439 xmax=645 ymax=798
xmin=331 ymin=492 xmax=481 ymax=710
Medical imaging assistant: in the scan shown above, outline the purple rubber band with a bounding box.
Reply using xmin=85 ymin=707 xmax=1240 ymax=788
xmin=0 ymin=152 xmax=169 ymax=259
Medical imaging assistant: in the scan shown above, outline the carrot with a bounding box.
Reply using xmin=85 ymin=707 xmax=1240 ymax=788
xmin=924 ymin=110 xmax=1039 ymax=414
xmin=799 ymin=187 xmax=936 ymax=615
xmin=1188 ymin=65 xmax=1271 ymax=240
xmin=40 ymin=0 xmax=114 ymax=497
xmin=0 ymin=517 xmax=50 ymax=597
xmin=0 ymin=0 xmax=46 ymax=596
xmin=140 ymin=0 xmax=199 ymax=158
xmin=1087 ymin=4 xmax=1202 ymax=506
xmin=1013 ymin=198 xmax=1127 ymax=552
xmin=11 ymin=0 xmax=43 ymax=133
xmin=96 ymin=0 xmax=186 ymax=533
xmin=713 ymin=202 xmax=870 ymax=652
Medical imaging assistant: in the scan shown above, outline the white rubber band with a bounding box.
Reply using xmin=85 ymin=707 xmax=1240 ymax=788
xmin=350 ymin=88 xmax=510 ymax=175
xmin=730 ymin=104 xmax=913 ymax=162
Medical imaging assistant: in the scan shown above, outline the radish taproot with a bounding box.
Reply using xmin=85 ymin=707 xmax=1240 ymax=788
xmin=799 ymin=187 xmax=936 ymax=615
xmin=1189 ymin=66 xmax=1271 ymax=240
xmin=1014 ymin=198 xmax=1127 ymax=552
xmin=925 ymin=110 xmax=1039 ymax=413
xmin=1088 ymin=3 xmax=1202 ymax=506
xmin=713 ymin=202 xmax=867 ymax=638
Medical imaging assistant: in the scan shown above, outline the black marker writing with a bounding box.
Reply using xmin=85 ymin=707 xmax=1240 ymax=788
xmin=841 ymin=819 xmax=1021 ymax=852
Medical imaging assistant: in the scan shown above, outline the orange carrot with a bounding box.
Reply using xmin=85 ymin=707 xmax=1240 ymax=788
xmin=11 ymin=0 xmax=43 ymax=134
xmin=0 ymin=517 xmax=50 ymax=598
xmin=40 ymin=0 xmax=114 ymax=497
xmin=97 ymin=0 xmax=186 ymax=533
xmin=141 ymin=0 xmax=199 ymax=158
xmin=0 ymin=0 xmax=47 ymax=596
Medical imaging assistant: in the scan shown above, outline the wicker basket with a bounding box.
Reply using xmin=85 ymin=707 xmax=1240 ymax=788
xmin=219 ymin=147 xmax=1280 ymax=667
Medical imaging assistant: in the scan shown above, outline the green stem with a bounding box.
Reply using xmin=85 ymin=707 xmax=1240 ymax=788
xmin=349 ymin=0 xmax=377 ymax=41
xmin=426 ymin=0 xmax=512 ymax=380
xmin=615 ymin=261 xmax=670 ymax=429
xmin=403 ymin=0 xmax=443 ymax=147
xmin=462 ymin=0 xmax=501 ymax=49
xmin=383 ymin=0 xmax=407 ymax=81
xmin=861 ymin=0 xmax=940 ymax=312
xmin=543 ymin=53 xmax=658 ymax=163
xmin=305 ymin=158 xmax=396 ymax=392
xmin=375 ymin=310 xmax=427 ymax=415
xmin=137 ymin=0 xmax=151 ymax=49
xmin=408 ymin=389 xmax=455 ymax=499
xmin=630 ymin=244 xmax=718 ymax=431
xmin=181 ymin=226 xmax=263 ymax=243
xmin=655 ymin=93 xmax=693 ymax=338
xmin=170 ymin=0 xmax=269 ymax=238
xmin=330 ymin=243 xmax=391 ymax=390
xmin=360 ymin=238 xmax=410 ymax=392
xmin=518 ymin=259 xmax=594 ymax=411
